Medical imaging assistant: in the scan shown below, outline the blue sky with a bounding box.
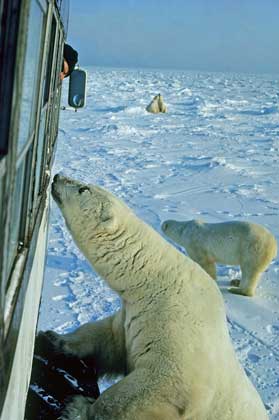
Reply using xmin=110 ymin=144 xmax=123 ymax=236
xmin=67 ymin=0 xmax=279 ymax=74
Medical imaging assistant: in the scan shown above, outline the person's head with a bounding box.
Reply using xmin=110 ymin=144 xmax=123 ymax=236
xmin=60 ymin=44 xmax=78 ymax=80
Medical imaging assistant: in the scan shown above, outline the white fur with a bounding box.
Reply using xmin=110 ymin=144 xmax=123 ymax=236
xmin=146 ymin=94 xmax=167 ymax=113
xmin=48 ymin=175 xmax=268 ymax=419
xmin=162 ymin=219 xmax=277 ymax=297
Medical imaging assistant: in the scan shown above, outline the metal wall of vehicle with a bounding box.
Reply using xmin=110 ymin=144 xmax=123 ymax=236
xmin=0 ymin=0 xmax=69 ymax=416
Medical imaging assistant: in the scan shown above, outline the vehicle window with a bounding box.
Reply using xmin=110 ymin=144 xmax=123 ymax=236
xmin=6 ymin=161 xmax=25 ymax=278
xmin=43 ymin=16 xmax=57 ymax=105
xmin=6 ymin=0 xmax=45 ymax=286
xmin=17 ymin=0 xmax=44 ymax=155
xmin=34 ymin=111 xmax=47 ymax=198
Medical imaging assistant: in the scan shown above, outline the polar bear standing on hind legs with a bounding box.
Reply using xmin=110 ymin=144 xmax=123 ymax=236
xmin=44 ymin=174 xmax=268 ymax=420
xmin=162 ymin=219 xmax=277 ymax=297
xmin=146 ymin=93 xmax=167 ymax=113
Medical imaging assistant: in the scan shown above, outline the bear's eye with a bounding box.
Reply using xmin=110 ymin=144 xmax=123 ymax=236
xmin=78 ymin=186 xmax=90 ymax=194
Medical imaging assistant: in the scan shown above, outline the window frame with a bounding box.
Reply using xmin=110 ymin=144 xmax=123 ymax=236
xmin=1 ymin=0 xmax=67 ymax=339
xmin=4 ymin=0 xmax=47 ymax=293
xmin=0 ymin=0 xmax=22 ymax=158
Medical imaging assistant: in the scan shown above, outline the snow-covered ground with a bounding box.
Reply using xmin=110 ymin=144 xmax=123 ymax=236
xmin=38 ymin=67 xmax=279 ymax=417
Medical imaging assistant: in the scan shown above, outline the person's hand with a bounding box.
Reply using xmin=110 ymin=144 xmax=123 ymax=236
xmin=60 ymin=59 xmax=70 ymax=80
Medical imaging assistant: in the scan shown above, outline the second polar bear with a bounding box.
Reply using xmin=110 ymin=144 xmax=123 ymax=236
xmin=146 ymin=93 xmax=167 ymax=113
xmin=162 ymin=219 xmax=277 ymax=297
xmin=43 ymin=175 xmax=268 ymax=420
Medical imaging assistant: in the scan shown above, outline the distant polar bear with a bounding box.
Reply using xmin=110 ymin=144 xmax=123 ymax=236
xmin=44 ymin=174 xmax=268 ymax=420
xmin=146 ymin=93 xmax=167 ymax=113
xmin=162 ymin=219 xmax=277 ymax=297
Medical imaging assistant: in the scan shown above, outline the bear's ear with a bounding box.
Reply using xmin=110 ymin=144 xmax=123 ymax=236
xmin=96 ymin=202 xmax=119 ymax=233
xmin=99 ymin=215 xmax=119 ymax=235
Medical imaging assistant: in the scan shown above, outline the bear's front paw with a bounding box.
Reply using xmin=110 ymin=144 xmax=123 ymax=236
xmin=59 ymin=395 xmax=95 ymax=420
xmin=36 ymin=330 xmax=71 ymax=357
